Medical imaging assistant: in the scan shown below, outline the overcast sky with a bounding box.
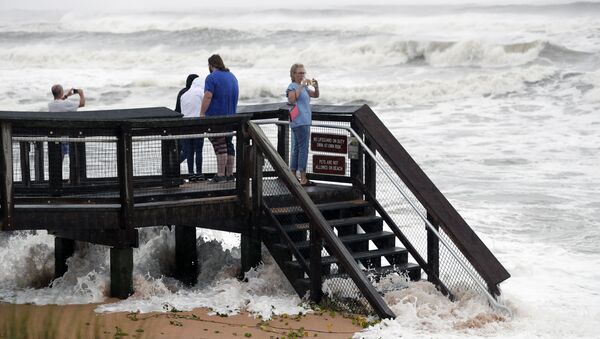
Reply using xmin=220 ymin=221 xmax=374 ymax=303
xmin=0 ymin=0 xmax=586 ymax=11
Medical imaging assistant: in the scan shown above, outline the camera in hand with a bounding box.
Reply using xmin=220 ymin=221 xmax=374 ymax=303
xmin=73 ymin=89 xmax=78 ymax=94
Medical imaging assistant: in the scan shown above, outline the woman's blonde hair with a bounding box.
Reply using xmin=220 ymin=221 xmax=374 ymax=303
xmin=290 ymin=63 xmax=305 ymax=82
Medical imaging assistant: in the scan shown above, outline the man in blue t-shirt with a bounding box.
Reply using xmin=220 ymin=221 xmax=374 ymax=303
xmin=200 ymin=54 xmax=239 ymax=183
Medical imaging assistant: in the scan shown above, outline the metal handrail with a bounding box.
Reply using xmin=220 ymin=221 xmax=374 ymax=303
xmin=256 ymin=120 xmax=512 ymax=317
xmin=12 ymin=132 xmax=236 ymax=143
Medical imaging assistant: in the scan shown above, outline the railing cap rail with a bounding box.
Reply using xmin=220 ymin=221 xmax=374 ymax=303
xmin=1 ymin=103 xmax=360 ymax=126
xmin=0 ymin=107 xmax=181 ymax=122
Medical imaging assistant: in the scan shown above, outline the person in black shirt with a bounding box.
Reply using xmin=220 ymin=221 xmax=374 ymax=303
xmin=175 ymin=74 xmax=199 ymax=163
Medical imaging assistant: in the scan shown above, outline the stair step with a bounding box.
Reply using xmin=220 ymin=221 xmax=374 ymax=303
xmin=291 ymin=231 xmax=395 ymax=250
xmin=322 ymin=246 xmax=407 ymax=265
xmin=353 ymin=262 xmax=421 ymax=282
xmin=281 ymin=215 xmax=383 ymax=233
xmin=285 ymin=247 xmax=407 ymax=270
xmin=295 ymin=262 xmax=422 ymax=291
xmin=270 ymin=199 xmax=370 ymax=216
xmin=261 ymin=215 xmax=383 ymax=236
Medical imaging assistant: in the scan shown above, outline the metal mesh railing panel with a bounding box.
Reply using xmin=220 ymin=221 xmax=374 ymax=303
xmin=321 ymin=275 xmax=376 ymax=316
xmin=369 ymin=137 xmax=491 ymax=298
xmin=11 ymin=141 xmax=52 ymax=184
xmin=132 ymin=133 xmax=237 ymax=196
xmin=11 ymin=138 xmax=119 ymax=198
xmin=85 ymin=140 xmax=118 ymax=179
xmin=132 ymin=140 xmax=162 ymax=177
xmin=374 ymin=157 xmax=429 ymax=261
xmin=438 ymin=228 xmax=487 ymax=294
xmin=11 ymin=142 xmax=29 ymax=183
xmin=9 ymin=130 xmax=239 ymax=201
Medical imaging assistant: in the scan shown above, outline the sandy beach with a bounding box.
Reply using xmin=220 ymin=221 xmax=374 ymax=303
xmin=0 ymin=302 xmax=365 ymax=338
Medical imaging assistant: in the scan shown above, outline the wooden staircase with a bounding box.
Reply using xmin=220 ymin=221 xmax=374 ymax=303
xmin=261 ymin=197 xmax=421 ymax=299
xmin=246 ymin=109 xmax=510 ymax=318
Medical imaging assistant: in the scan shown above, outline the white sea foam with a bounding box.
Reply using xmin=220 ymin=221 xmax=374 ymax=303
xmin=0 ymin=227 xmax=306 ymax=319
xmin=96 ymin=239 xmax=309 ymax=320
xmin=0 ymin=235 xmax=110 ymax=305
xmin=357 ymin=240 xmax=600 ymax=339
xmin=0 ymin=231 xmax=54 ymax=291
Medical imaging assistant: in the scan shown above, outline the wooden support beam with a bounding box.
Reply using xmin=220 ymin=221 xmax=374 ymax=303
xmin=69 ymin=141 xmax=87 ymax=186
xmin=427 ymin=212 xmax=440 ymax=283
xmin=133 ymin=197 xmax=245 ymax=232
xmin=175 ymin=225 xmax=198 ymax=286
xmin=161 ymin=138 xmax=181 ymax=188
xmin=110 ymin=247 xmax=133 ymax=299
xmin=50 ymin=228 xmax=138 ymax=248
xmin=54 ymin=237 xmax=75 ymax=279
xmin=33 ymin=142 xmax=44 ymax=182
xmin=310 ymin=224 xmax=323 ymax=303
xmin=236 ymin=123 xmax=249 ymax=202
xmin=363 ymin=132 xmax=377 ymax=218
xmin=349 ymin=120 xmax=363 ymax=187
xmin=117 ymin=125 xmax=134 ymax=229
xmin=364 ymin=135 xmax=376 ymax=200
xmin=19 ymin=142 xmax=31 ymax=186
xmin=47 ymin=140 xmax=62 ymax=197
xmin=277 ymin=111 xmax=289 ymax=162
xmin=0 ymin=122 xmax=13 ymax=230
xmin=241 ymin=146 xmax=262 ymax=274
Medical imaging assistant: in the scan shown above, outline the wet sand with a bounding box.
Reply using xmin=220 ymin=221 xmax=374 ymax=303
xmin=0 ymin=302 xmax=366 ymax=338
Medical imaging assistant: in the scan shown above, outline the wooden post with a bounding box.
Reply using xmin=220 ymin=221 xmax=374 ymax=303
xmin=364 ymin=134 xmax=377 ymax=217
xmin=175 ymin=225 xmax=198 ymax=286
xmin=0 ymin=122 xmax=13 ymax=230
xmin=241 ymin=146 xmax=262 ymax=274
xmin=427 ymin=212 xmax=440 ymax=283
xmin=236 ymin=123 xmax=248 ymax=199
xmin=33 ymin=142 xmax=44 ymax=182
xmin=310 ymin=223 xmax=323 ymax=303
xmin=277 ymin=111 xmax=289 ymax=163
xmin=110 ymin=247 xmax=133 ymax=299
xmin=117 ymin=125 xmax=134 ymax=229
xmin=69 ymin=140 xmax=87 ymax=186
xmin=161 ymin=134 xmax=181 ymax=188
xmin=19 ymin=142 xmax=31 ymax=187
xmin=54 ymin=237 xmax=75 ymax=279
xmin=47 ymin=138 xmax=63 ymax=197
xmin=349 ymin=121 xmax=363 ymax=187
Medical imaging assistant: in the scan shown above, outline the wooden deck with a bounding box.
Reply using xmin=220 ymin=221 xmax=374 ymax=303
xmin=9 ymin=178 xmax=358 ymax=233
xmin=0 ymin=104 xmax=509 ymax=315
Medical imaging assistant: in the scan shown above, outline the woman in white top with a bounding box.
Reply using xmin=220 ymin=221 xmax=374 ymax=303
xmin=180 ymin=77 xmax=205 ymax=181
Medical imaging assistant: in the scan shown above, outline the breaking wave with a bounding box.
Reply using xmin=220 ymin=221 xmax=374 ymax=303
xmin=0 ymin=32 xmax=588 ymax=70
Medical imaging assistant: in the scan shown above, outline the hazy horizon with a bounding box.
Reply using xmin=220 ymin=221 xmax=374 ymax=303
xmin=0 ymin=0 xmax=595 ymax=12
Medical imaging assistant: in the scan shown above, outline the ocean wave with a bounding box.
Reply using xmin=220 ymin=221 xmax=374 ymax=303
xmin=462 ymin=2 xmax=600 ymax=15
xmin=384 ymin=40 xmax=541 ymax=67
xmin=2 ymin=3 xmax=599 ymax=39
xmin=387 ymin=40 xmax=591 ymax=68
xmin=0 ymin=34 xmax=587 ymax=70
xmin=538 ymin=41 xmax=594 ymax=63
